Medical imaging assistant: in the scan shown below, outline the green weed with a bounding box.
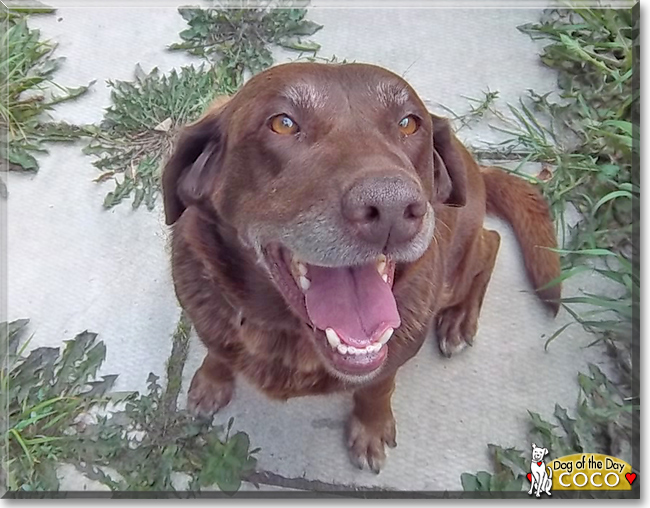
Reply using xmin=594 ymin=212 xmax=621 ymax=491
xmin=0 ymin=9 xmax=92 ymax=175
xmin=169 ymin=4 xmax=322 ymax=79
xmin=84 ymin=65 xmax=234 ymax=210
xmin=2 ymin=318 xmax=258 ymax=494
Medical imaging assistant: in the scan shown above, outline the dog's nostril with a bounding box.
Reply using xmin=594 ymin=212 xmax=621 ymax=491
xmin=404 ymin=201 xmax=426 ymax=220
xmin=365 ymin=206 xmax=380 ymax=222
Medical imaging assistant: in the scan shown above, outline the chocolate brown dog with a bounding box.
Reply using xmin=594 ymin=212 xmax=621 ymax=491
xmin=162 ymin=62 xmax=561 ymax=473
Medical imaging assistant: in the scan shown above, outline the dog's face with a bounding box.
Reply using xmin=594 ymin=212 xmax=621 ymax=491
xmin=531 ymin=443 xmax=548 ymax=462
xmin=164 ymin=62 xmax=467 ymax=382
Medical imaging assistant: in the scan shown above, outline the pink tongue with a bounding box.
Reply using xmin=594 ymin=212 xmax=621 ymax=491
xmin=304 ymin=264 xmax=400 ymax=346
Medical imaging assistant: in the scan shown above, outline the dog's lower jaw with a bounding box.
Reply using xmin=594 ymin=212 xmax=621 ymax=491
xmin=317 ymin=348 xmax=387 ymax=386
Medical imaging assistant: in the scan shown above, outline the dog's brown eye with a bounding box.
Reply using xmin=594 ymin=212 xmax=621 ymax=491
xmin=270 ymin=114 xmax=299 ymax=135
xmin=398 ymin=115 xmax=419 ymax=136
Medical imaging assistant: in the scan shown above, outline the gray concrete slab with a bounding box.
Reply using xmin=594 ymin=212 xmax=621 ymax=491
xmin=6 ymin=2 xmax=615 ymax=493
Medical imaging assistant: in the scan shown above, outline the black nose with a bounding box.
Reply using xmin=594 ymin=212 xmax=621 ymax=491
xmin=342 ymin=175 xmax=427 ymax=248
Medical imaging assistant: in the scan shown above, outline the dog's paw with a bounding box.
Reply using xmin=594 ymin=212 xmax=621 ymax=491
xmin=347 ymin=413 xmax=396 ymax=474
xmin=187 ymin=368 xmax=234 ymax=418
xmin=436 ymin=304 xmax=478 ymax=358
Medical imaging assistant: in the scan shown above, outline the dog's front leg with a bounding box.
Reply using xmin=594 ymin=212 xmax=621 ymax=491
xmin=527 ymin=474 xmax=535 ymax=495
xmin=347 ymin=374 xmax=397 ymax=473
xmin=534 ymin=472 xmax=543 ymax=497
xmin=187 ymin=351 xmax=235 ymax=417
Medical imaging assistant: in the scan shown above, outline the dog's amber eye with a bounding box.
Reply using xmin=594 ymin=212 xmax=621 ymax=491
xmin=270 ymin=114 xmax=299 ymax=135
xmin=398 ymin=115 xmax=419 ymax=136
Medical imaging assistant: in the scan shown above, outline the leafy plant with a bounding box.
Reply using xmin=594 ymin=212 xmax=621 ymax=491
xmin=169 ymin=4 xmax=323 ymax=81
xmin=438 ymin=89 xmax=501 ymax=133
xmin=2 ymin=318 xmax=259 ymax=494
xmin=0 ymin=9 xmax=93 ymax=175
xmin=84 ymin=64 xmax=234 ymax=210
xmin=2 ymin=319 xmax=118 ymax=491
xmin=443 ymin=5 xmax=637 ymax=366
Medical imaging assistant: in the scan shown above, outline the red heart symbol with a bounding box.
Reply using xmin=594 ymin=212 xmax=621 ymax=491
xmin=625 ymin=473 xmax=637 ymax=485
xmin=527 ymin=473 xmax=532 ymax=483
xmin=537 ymin=462 xmax=542 ymax=466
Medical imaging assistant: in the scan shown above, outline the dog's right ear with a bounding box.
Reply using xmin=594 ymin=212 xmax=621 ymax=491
xmin=162 ymin=102 xmax=227 ymax=225
xmin=430 ymin=113 xmax=468 ymax=207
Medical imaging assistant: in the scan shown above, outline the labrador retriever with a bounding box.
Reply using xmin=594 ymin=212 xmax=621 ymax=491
xmin=162 ymin=62 xmax=561 ymax=473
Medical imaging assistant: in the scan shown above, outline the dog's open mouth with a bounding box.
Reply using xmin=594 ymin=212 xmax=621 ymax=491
xmin=264 ymin=244 xmax=400 ymax=376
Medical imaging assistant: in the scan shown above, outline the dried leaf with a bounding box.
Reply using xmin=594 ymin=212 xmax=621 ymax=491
xmin=153 ymin=117 xmax=172 ymax=132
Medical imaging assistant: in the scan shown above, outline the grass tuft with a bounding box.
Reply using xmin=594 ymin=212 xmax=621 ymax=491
xmin=0 ymin=9 xmax=92 ymax=175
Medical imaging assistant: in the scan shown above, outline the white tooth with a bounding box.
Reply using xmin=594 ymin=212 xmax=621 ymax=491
xmin=381 ymin=273 xmax=388 ymax=283
xmin=348 ymin=346 xmax=359 ymax=355
xmin=376 ymin=255 xmax=387 ymax=275
xmin=299 ymin=276 xmax=311 ymax=291
xmin=367 ymin=344 xmax=377 ymax=353
xmin=297 ymin=262 xmax=308 ymax=276
xmin=325 ymin=328 xmax=341 ymax=349
xmin=378 ymin=328 xmax=394 ymax=345
xmin=337 ymin=344 xmax=348 ymax=355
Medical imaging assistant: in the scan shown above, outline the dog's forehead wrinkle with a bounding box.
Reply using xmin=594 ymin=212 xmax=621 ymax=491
xmin=374 ymin=81 xmax=410 ymax=107
xmin=282 ymin=82 xmax=327 ymax=110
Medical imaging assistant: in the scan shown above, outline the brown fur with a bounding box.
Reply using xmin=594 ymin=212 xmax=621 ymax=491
xmin=162 ymin=62 xmax=561 ymax=473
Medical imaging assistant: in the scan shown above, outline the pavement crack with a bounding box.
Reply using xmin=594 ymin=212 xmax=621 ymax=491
xmin=245 ymin=470 xmax=390 ymax=495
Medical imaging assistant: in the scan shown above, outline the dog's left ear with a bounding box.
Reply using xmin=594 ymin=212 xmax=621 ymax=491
xmin=543 ymin=448 xmax=548 ymax=456
xmin=430 ymin=113 xmax=468 ymax=207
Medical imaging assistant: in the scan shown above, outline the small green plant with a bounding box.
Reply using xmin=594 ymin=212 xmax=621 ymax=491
xmin=2 ymin=319 xmax=119 ymax=491
xmin=0 ymin=9 xmax=92 ymax=175
xmin=2 ymin=317 xmax=258 ymax=494
xmin=169 ymin=4 xmax=323 ymax=81
xmin=438 ymin=89 xmax=501 ymax=132
xmin=443 ymin=5 xmax=637 ymax=362
xmin=84 ymin=64 xmax=234 ymax=210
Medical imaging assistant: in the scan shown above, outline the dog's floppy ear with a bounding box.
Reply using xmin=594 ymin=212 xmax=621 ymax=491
xmin=430 ymin=113 xmax=467 ymax=207
xmin=543 ymin=448 xmax=548 ymax=456
xmin=162 ymin=101 xmax=228 ymax=225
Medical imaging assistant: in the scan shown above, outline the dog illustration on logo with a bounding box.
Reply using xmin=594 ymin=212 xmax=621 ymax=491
xmin=527 ymin=443 xmax=553 ymax=497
